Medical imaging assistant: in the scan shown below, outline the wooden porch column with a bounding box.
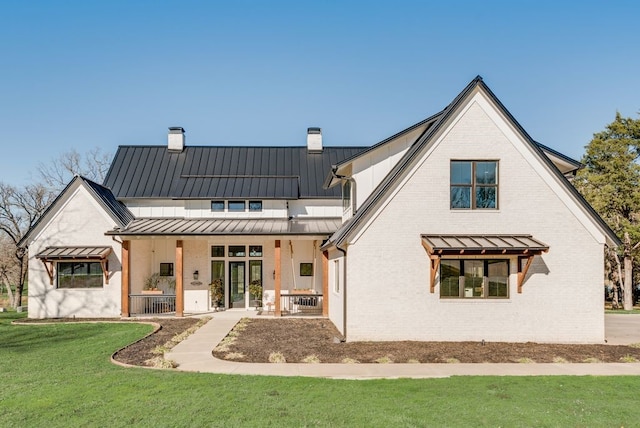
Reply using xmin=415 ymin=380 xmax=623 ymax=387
xmin=322 ymin=250 xmax=329 ymax=317
xmin=121 ymin=240 xmax=130 ymax=317
xmin=274 ymin=240 xmax=281 ymax=317
xmin=176 ymin=240 xmax=184 ymax=317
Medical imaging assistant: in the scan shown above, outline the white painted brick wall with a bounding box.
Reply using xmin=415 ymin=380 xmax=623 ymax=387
xmin=27 ymin=186 xmax=122 ymax=318
xmin=342 ymin=97 xmax=605 ymax=343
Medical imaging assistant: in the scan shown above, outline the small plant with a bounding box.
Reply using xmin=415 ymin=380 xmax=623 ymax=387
xmin=224 ymin=352 xmax=245 ymax=360
xmin=143 ymin=273 xmax=161 ymax=290
xmin=210 ymin=278 xmax=224 ymax=307
xmin=268 ymin=352 xmax=287 ymax=363
xmin=249 ymin=279 xmax=263 ymax=307
xmin=406 ymin=359 xmax=420 ymax=364
xmin=341 ymin=357 xmax=360 ymax=364
xmin=582 ymin=357 xmax=602 ymax=363
xmin=374 ymin=356 xmax=394 ymax=364
xmin=516 ymin=358 xmax=535 ymax=364
xmin=301 ymin=355 xmax=320 ymax=364
xmin=620 ymin=354 xmax=639 ymax=363
xmin=445 ymin=358 xmax=460 ymax=364
xmin=144 ymin=356 xmax=177 ymax=369
xmin=552 ymin=356 xmax=569 ymax=364
xmin=628 ymin=343 xmax=640 ymax=349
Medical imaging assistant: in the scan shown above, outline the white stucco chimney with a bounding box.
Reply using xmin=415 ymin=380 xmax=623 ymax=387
xmin=307 ymin=127 xmax=322 ymax=153
xmin=168 ymin=127 xmax=185 ymax=152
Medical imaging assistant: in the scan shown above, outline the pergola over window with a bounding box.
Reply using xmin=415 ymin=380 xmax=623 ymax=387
xmin=420 ymin=235 xmax=549 ymax=294
xmin=36 ymin=246 xmax=112 ymax=286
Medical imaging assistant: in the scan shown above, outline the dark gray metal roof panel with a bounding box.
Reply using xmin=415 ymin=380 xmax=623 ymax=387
xmin=82 ymin=176 xmax=135 ymax=227
xmin=36 ymin=246 xmax=113 ymax=260
xmin=104 ymin=146 xmax=365 ymax=200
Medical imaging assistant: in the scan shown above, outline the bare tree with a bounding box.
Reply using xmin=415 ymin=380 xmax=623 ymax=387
xmin=0 ymin=182 xmax=53 ymax=308
xmin=37 ymin=147 xmax=111 ymax=192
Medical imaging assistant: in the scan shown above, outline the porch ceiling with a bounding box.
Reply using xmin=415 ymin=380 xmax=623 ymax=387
xmin=106 ymin=217 xmax=342 ymax=236
xmin=421 ymin=234 xmax=549 ymax=256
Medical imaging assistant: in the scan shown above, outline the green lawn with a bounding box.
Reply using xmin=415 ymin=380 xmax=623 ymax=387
xmin=1 ymin=312 xmax=639 ymax=427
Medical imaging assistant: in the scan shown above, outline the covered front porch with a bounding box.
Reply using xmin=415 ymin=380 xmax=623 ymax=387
xmin=109 ymin=218 xmax=335 ymax=317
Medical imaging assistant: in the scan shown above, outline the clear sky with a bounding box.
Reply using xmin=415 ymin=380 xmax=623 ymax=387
xmin=1 ymin=0 xmax=638 ymax=186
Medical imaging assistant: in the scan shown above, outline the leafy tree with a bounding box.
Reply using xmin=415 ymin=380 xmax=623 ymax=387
xmin=574 ymin=113 xmax=640 ymax=310
xmin=0 ymin=182 xmax=53 ymax=308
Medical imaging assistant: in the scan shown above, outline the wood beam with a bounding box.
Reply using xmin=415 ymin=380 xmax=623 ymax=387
xmin=121 ymin=241 xmax=130 ymax=317
xmin=176 ymin=240 xmax=184 ymax=317
xmin=39 ymin=260 xmax=54 ymax=286
xmin=100 ymin=259 xmax=109 ymax=285
xmin=430 ymin=256 xmax=441 ymax=293
xmin=322 ymin=250 xmax=329 ymax=317
xmin=274 ymin=240 xmax=282 ymax=316
xmin=517 ymin=255 xmax=535 ymax=293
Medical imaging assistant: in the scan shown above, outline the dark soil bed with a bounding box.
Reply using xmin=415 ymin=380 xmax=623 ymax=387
xmin=212 ymin=318 xmax=640 ymax=364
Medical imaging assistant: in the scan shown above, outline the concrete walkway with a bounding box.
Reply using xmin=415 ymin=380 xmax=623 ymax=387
xmin=165 ymin=312 xmax=640 ymax=379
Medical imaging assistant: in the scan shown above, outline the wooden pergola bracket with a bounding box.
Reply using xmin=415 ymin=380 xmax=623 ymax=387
xmin=429 ymin=256 xmax=440 ymax=293
xmin=40 ymin=260 xmax=55 ymax=285
xmin=517 ymin=255 xmax=535 ymax=293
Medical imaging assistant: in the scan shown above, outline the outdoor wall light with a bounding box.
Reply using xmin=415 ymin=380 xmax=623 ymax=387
xmin=193 ymin=270 xmax=199 ymax=280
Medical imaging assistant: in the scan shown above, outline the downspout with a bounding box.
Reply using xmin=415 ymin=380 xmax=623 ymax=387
xmin=336 ymin=244 xmax=348 ymax=342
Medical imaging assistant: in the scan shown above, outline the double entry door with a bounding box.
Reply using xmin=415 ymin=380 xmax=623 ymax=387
xmin=211 ymin=260 xmax=262 ymax=309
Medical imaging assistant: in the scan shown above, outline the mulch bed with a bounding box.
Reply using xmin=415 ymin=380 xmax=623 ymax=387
xmin=20 ymin=317 xmax=640 ymax=366
xmin=212 ymin=318 xmax=640 ymax=364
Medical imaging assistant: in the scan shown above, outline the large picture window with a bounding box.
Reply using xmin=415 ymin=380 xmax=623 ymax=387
xmin=450 ymin=161 xmax=498 ymax=209
xmin=439 ymin=259 xmax=508 ymax=299
xmin=57 ymin=262 xmax=103 ymax=289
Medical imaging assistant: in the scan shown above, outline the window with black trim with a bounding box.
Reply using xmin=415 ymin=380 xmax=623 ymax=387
xmin=229 ymin=246 xmax=246 ymax=257
xmin=57 ymin=262 xmax=103 ymax=288
xmin=211 ymin=245 xmax=225 ymax=258
xmin=211 ymin=201 xmax=225 ymax=212
xmin=249 ymin=245 xmax=262 ymax=257
xmin=450 ymin=161 xmax=498 ymax=209
xmin=300 ymin=263 xmax=313 ymax=276
xmin=249 ymin=201 xmax=262 ymax=212
xmin=159 ymin=263 xmax=174 ymax=276
xmin=228 ymin=201 xmax=245 ymax=212
xmin=440 ymin=259 xmax=508 ymax=298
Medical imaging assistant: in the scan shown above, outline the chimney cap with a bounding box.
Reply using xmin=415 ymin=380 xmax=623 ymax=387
xmin=169 ymin=127 xmax=185 ymax=133
xmin=307 ymin=127 xmax=321 ymax=134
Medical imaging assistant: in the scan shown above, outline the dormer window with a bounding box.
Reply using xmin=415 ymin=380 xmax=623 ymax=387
xmin=450 ymin=161 xmax=498 ymax=209
xmin=249 ymin=201 xmax=262 ymax=212
xmin=211 ymin=201 xmax=225 ymax=212
xmin=228 ymin=201 xmax=246 ymax=212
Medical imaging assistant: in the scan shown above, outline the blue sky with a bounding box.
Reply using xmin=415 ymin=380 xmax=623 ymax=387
xmin=1 ymin=1 xmax=639 ymax=186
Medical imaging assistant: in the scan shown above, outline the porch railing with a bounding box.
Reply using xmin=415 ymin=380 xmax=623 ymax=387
xmin=130 ymin=294 xmax=176 ymax=315
xmin=279 ymin=293 xmax=323 ymax=316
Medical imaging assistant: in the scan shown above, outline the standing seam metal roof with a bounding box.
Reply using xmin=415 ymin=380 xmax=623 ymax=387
xmin=103 ymin=146 xmax=366 ymax=199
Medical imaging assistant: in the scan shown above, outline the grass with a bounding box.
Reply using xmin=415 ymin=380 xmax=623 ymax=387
xmin=2 ymin=312 xmax=640 ymax=427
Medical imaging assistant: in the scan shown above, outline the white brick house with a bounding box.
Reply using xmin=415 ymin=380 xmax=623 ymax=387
xmin=20 ymin=76 xmax=618 ymax=343
xmin=322 ymin=76 xmax=619 ymax=343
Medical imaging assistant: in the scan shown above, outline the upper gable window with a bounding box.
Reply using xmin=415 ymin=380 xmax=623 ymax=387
xmin=450 ymin=161 xmax=498 ymax=209
xmin=228 ymin=201 xmax=245 ymax=212
xmin=342 ymin=180 xmax=352 ymax=212
xmin=211 ymin=201 xmax=225 ymax=212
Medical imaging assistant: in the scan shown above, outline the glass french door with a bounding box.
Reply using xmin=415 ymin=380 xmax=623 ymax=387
xmin=229 ymin=262 xmax=246 ymax=309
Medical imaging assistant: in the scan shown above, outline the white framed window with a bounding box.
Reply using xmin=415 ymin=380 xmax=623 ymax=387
xmin=333 ymin=260 xmax=340 ymax=293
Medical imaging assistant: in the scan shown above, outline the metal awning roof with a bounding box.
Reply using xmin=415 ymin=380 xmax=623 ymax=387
xmin=106 ymin=218 xmax=343 ymax=236
xmin=36 ymin=246 xmax=113 ymax=260
xmin=421 ymin=234 xmax=549 ymax=255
